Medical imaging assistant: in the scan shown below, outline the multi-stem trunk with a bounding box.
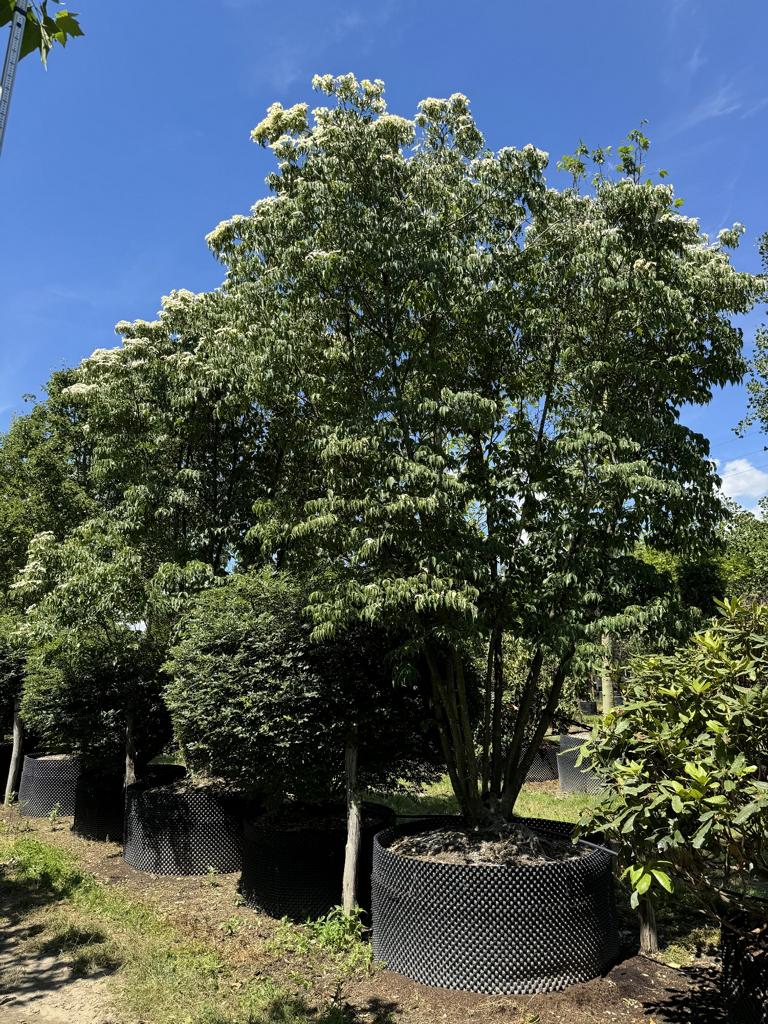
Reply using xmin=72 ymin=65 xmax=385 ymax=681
xmin=3 ymin=698 xmax=23 ymax=806
xmin=431 ymin=639 xmax=574 ymax=825
xmin=428 ymin=647 xmax=485 ymax=826
xmin=342 ymin=727 xmax=362 ymax=915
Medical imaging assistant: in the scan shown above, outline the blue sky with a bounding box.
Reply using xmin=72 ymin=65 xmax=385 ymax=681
xmin=1 ymin=0 xmax=767 ymax=506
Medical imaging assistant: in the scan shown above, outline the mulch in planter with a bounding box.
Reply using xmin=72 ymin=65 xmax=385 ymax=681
xmin=17 ymin=753 xmax=80 ymax=818
xmin=721 ymin=916 xmax=768 ymax=1024
xmin=557 ymin=733 xmax=603 ymax=795
xmin=240 ymin=800 xmax=396 ymax=921
xmin=372 ymin=814 xmax=619 ymax=996
xmin=123 ymin=779 xmax=242 ymax=875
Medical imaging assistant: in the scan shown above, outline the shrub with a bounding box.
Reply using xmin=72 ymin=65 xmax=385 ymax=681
xmin=584 ymin=598 xmax=768 ymax=929
xmin=165 ymin=568 xmax=440 ymax=803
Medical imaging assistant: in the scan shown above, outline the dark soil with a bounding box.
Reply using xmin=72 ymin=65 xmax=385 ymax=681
xmin=390 ymin=822 xmax=589 ymax=867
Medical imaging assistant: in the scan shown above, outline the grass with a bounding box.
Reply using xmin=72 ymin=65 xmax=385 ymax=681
xmin=374 ymin=776 xmax=599 ymax=824
xmin=0 ymin=820 xmax=359 ymax=1024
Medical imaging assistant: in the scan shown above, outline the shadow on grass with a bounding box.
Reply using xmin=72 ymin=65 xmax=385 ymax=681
xmin=0 ymin=857 xmax=122 ymax=1005
xmin=203 ymin=992 xmax=400 ymax=1024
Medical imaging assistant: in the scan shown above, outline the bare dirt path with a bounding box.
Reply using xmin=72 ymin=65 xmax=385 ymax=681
xmin=0 ymin=871 xmax=116 ymax=1024
xmin=0 ymin=916 xmax=116 ymax=1024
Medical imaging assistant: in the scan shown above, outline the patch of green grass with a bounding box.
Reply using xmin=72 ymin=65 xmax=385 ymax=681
xmin=372 ymin=776 xmax=597 ymax=824
xmin=514 ymin=785 xmax=599 ymax=823
xmin=0 ymin=824 xmax=314 ymax=1024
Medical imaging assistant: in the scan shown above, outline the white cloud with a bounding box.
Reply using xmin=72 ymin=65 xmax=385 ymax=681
xmin=720 ymin=458 xmax=768 ymax=501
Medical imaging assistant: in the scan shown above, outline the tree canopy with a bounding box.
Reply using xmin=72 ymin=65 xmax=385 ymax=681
xmin=205 ymin=73 xmax=761 ymax=824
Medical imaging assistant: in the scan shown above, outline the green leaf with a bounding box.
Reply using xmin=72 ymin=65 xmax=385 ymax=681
xmin=651 ymin=869 xmax=674 ymax=893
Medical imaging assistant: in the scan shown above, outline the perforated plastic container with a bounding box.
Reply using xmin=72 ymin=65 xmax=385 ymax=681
xmin=17 ymin=754 xmax=80 ymax=817
xmin=524 ymin=744 xmax=559 ymax=782
xmin=73 ymin=770 xmax=124 ymax=841
xmin=372 ymin=814 xmax=619 ymax=995
xmin=240 ymin=802 xmax=395 ymax=921
xmin=557 ymin=734 xmax=602 ymax=795
xmin=123 ymin=781 xmax=242 ymax=875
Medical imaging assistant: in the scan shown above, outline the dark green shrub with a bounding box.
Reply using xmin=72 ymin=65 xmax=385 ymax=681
xmin=584 ymin=598 xmax=768 ymax=928
xmin=165 ymin=568 xmax=440 ymax=802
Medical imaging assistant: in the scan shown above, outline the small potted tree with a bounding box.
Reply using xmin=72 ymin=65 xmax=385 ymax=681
xmin=165 ymin=567 xmax=440 ymax=918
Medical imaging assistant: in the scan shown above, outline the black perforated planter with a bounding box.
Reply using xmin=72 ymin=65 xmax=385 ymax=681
xmin=372 ymin=815 xmax=619 ymax=995
xmin=123 ymin=782 xmax=242 ymax=875
xmin=73 ymin=770 xmax=125 ymax=842
xmin=17 ymin=754 xmax=80 ymax=817
xmin=74 ymin=764 xmax=188 ymax=843
xmin=240 ymin=802 xmax=396 ymax=921
xmin=578 ymin=700 xmax=598 ymax=716
xmin=557 ymin=734 xmax=603 ymax=795
xmin=721 ymin=919 xmax=768 ymax=1024
xmin=524 ymin=744 xmax=559 ymax=782
xmin=0 ymin=743 xmax=11 ymax=785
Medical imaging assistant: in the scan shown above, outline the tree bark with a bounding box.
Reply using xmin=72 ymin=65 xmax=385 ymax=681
xmin=639 ymin=896 xmax=659 ymax=955
xmin=601 ymin=633 xmax=615 ymax=712
xmin=342 ymin=728 xmax=362 ymax=915
xmin=4 ymin=699 xmax=23 ymax=806
xmin=124 ymin=709 xmax=137 ymax=788
xmin=500 ymin=650 xmax=574 ymax=816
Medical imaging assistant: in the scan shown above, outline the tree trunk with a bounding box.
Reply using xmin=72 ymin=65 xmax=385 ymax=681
xmin=601 ymin=633 xmax=615 ymax=713
xmin=4 ymin=699 xmax=23 ymax=806
xmin=342 ymin=729 xmax=362 ymax=915
xmin=124 ymin=709 xmax=137 ymax=788
xmin=639 ymin=896 xmax=659 ymax=955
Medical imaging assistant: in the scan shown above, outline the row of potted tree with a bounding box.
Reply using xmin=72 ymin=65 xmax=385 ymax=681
xmin=1 ymin=73 xmax=766 ymax=1004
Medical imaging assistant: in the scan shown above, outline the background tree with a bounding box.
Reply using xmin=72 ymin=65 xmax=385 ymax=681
xmin=207 ymin=74 xmax=760 ymax=827
xmin=165 ymin=567 xmax=440 ymax=909
xmin=0 ymin=372 xmax=94 ymax=798
xmin=14 ymin=518 xmax=194 ymax=783
xmin=12 ymin=289 xmax=308 ymax=785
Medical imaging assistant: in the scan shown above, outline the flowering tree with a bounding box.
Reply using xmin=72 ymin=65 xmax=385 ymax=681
xmin=13 ymin=290 xmax=300 ymax=785
xmin=208 ymin=74 xmax=761 ymax=827
xmin=0 ymin=373 xmax=94 ymax=800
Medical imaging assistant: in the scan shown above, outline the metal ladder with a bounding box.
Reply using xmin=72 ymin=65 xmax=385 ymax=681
xmin=0 ymin=0 xmax=29 ymax=157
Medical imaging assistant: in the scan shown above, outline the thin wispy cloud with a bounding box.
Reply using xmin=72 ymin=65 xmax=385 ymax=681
xmin=740 ymin=96 xmax=768 ymax=119
xmin=677 ymin=81 xmax=742 ymax=132
xmin=666 ymin=0 xmax=698 ymax=35
xmin=237 ymin=1 xmax=402 ymax=93
xmin=684 ymin=45 xmax=706 ymax=77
